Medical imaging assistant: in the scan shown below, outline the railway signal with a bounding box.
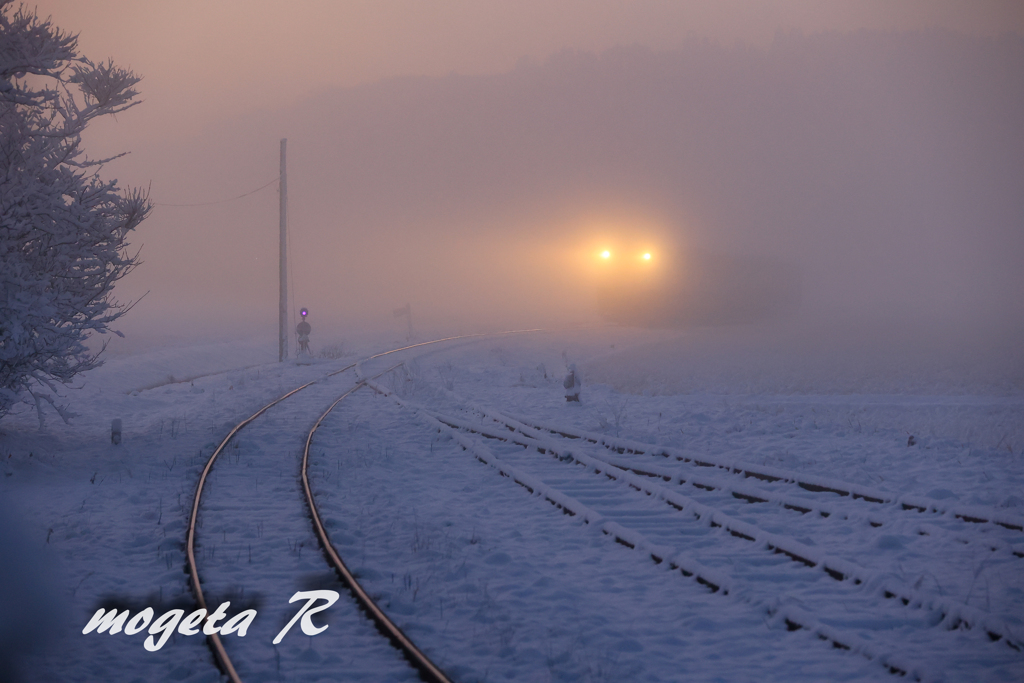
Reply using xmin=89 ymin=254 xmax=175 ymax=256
xmin=296 ymin=308 xmax=311 ymax=356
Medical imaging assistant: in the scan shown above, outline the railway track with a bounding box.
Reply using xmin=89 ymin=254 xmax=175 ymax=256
xmin=361 ymin=377 xmax=1024 ymax=682
xmin=179 ymin=330 xmax=1022 ymax=682
xmin=184 ymin=332 xmax=538 ymax=682
xmin=489 ymin=410 xmax=1024 ymax=560
xmin=502 ymin=412 xmax=1024 ymax=533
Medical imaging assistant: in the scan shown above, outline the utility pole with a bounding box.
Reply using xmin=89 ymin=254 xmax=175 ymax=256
xmin=279 ymin=138 xmax=288 ymax=362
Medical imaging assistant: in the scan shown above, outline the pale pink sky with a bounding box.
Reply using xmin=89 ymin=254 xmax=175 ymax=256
xmin=17 ymin=0 xmax=1024 ymax=344
xmin=30 ymin=0 xmax=1024 ymax=135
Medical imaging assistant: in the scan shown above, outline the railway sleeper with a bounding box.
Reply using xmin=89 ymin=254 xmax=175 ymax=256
xmin=778 ymin=617 xmax=911 ymax=677
xmin=900 ymin=501 xmax=1023 ymax=531
xmin=879 ymin=594 xmax=1020 ymax=650
xmin=799 ymin=481 xmax=850 ymax=497
xmin=884 ymin=591 xmax=911 ymax=606
xmin=625 ymin=466 xmax=669 ymax=480
xmin=734 ymin=492 xmax=769 ymax=504
xmin=741 ymin=470 xmax=782 ymax=483
xmin=852 ymin=493 xmax=887 ymax=503
xmin=957 ymin=512 xmax=998 ymax=526
xmin=824 ymin=566 xmax=851 ymax=582
xmin=995 ymin=634 xmax=1022 ymax=651
xmin=546 ymin=499 xmax=576 ymax=517
xmin=902 ymin=500 xmax=1024 ymax=531
xmin=694 ymin=575 xmax=721 ymax=592
xmin=565 ymin=534 xmax=723 ymax=596
xmin=611 ymin=534 xmax=635 ymax=549
xmin=767 ymin=544 xmax=816 ymax=569
xmin=541 ymin=428 xmax=582 ymax=439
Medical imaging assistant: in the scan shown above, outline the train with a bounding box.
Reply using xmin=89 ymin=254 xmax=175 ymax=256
xmin=593 ymin=244 xmax=801 ymax=327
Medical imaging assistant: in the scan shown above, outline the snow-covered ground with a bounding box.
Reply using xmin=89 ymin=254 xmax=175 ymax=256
xmin=1 ymin=325 xmax=1022 ymax=682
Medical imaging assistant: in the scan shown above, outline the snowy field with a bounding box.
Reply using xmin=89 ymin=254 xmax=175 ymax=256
xmin=1 ymin=325 xmax=1023 ymax=682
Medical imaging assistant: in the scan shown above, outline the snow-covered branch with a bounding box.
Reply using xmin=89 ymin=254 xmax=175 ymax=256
xmin=0 ymin=0 xmax=151 ymax=426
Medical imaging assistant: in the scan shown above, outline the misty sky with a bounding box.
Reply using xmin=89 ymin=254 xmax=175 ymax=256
xmin=26 ymin=1 xmax=1024 ymax=347
xmin=37 ymin=0 xmax=1024 ymax=132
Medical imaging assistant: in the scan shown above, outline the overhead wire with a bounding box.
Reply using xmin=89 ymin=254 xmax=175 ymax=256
xmin=150 ymin=168 xmax=295 ymax=350
xmin=152 ymin=176 xmax=280 ymax=207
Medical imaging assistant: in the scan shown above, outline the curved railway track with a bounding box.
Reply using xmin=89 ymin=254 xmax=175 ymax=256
xmin=361 ymin=376 xmax=1024 ymax=681
xmin=300 ymin=364 xmax=451 ymax=683
xmin=185 ymin=332 xmax=538 ymax=682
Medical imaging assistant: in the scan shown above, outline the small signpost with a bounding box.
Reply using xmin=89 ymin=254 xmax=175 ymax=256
xmin=393 ymin=303 xmax=413 ymax=340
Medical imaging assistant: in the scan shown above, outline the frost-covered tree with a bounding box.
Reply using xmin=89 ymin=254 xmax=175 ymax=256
xmin=0 ymin=1 xmax=151 ymax=427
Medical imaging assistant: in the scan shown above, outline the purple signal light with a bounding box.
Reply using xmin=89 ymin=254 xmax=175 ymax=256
xmin=300 ymin=308 xmax=308 ymax=317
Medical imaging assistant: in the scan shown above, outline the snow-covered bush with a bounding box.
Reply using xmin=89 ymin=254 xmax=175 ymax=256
xmin=0 ymin=1 xmax=150 ymax=426
xmin=317 ymin=342 xmax=347 ymax=359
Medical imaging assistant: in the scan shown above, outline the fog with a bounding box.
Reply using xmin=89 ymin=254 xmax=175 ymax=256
xmin=40 ymin=3 xmax=1021 ymax=371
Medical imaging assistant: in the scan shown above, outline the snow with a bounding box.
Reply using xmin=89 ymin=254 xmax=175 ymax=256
xmin=1 ymin=326 xmax=1023 ymax=682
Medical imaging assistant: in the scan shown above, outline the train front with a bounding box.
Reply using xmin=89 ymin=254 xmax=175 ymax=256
xmin=592 ymin=240 xmax=800 ymax=327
